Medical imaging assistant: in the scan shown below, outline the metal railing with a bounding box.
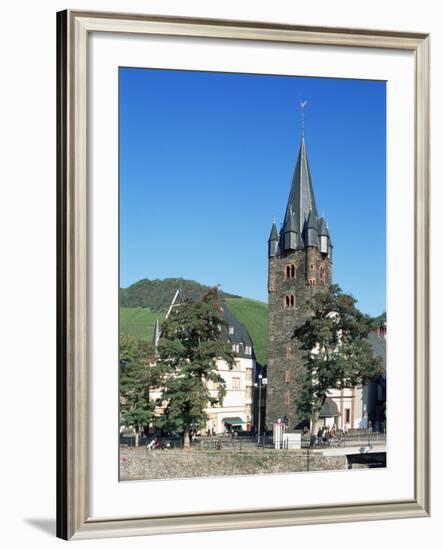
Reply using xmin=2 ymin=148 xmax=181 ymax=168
xmin=301 ymin=430 xmax=386 ymax=449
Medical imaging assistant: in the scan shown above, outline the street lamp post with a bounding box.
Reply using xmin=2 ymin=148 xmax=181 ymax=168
xmin=254 ymin=374 xmax=263 ymax=446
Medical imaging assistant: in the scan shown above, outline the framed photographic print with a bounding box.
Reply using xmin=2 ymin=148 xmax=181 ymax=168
xmin=57 ymin=10 xmax=430 ymax=540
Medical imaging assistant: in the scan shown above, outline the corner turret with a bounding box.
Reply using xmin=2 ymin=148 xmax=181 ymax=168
xmin=283 ymin=208 xmax=298 ymax=251
xmin=318 ymin=217 xmax=329 ymax=254
xmin=268 ymin=222 xmax=280 ymax=258
xmin=304 ymin=210 xmax=319 ymax=248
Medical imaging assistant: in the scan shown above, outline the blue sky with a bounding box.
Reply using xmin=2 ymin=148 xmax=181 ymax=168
xmin=120 ymin=68 xmax=386 ymax=317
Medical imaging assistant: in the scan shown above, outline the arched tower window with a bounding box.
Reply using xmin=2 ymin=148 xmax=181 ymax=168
xmin=285 ymin=264 xmax=297 ymax=279
xmin=284 ymin=295 xmax=295 ymax=308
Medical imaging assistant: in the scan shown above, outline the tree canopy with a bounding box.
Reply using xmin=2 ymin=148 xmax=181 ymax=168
xmin=293 ymin=284 xmax=383 ymax=427
xmin=119 ymin=333 xmax=158 ymax=446
xmin=155 ymin=287 xmax=236 ymax=446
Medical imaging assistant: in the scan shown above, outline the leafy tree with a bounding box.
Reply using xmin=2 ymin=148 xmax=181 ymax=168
xmin=293 ymin=284 xmax=383 ymax=432
xmin=155 ymin=288 xmax=236 ymax=447
xmin=119 ymin=334 xmax=158 ymax=447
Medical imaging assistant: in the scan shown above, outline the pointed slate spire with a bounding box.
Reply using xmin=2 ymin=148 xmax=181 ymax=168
xmin=283 ymin=208 xmax=298 ymax=251
xmin=268 ymin=222 xmax=280 ymax=258
xmin=284 ymin=137 xmax=319 ymax=245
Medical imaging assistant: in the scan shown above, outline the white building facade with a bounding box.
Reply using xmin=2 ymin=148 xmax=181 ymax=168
xmin=151 ymin=290 xmax=256 ymax=435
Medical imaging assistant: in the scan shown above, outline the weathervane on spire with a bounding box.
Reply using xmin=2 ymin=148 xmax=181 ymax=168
xmin=300 ymin=100 xmax=308 ymax=137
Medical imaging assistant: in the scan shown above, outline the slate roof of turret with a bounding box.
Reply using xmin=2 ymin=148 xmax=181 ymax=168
xmin=318 ymin=217 xmax=329 ymax=236
xmin=268 ymin=222 xmax=279 ymax=241
xmin=284 ymin=208 xmax=298 ymax=233
xmin=305 ymin=209 xmax=319 ymax=230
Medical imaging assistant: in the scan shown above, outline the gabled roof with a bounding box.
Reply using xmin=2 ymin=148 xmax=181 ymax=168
xmin=283 ymin=137 xmax=318 ymax=235
xmin=154 ymin=289 xmax=255 ymax=360
xmin=221 ymin=303 xmax=254 ymax=359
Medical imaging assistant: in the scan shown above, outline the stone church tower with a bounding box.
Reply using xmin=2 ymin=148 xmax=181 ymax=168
xmin=266 ymin=136 xmax=333 ymax=428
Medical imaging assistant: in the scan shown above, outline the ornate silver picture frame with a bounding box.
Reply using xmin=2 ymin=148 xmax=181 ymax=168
xmin=57 ymin=9 xmax=430 ymax=540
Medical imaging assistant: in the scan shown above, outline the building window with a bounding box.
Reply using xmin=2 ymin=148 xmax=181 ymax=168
xmin=285 ymin=391 xmax=290 ymax=405
xmin=244 ymin=345 xmax=252 ymax=355
xmin=232 ymin=377 xmax=240 ymax=390
xmin=320 ymin=269 xmax=326 ymax=284
xmin=286 ymin=264 xmax=297 ymax=279
xmin=228 ymin=325 xmax=234 ymax=335
xmin=246 ymin=369 xmax=252 ymax=383
xmin=345 ymin=408 xmax=351 ymax=424
xmin=285 ymin=369 xmax=291 ymax=383
xmin=307 ymin=278 xmax=316 ymax=286
xmin=310 ymin=264 xmax=314 ymax=270
xmin=285 ymin=295 xmax=295 ymax=308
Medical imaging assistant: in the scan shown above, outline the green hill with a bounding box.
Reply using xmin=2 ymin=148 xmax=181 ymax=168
xmin=120 ymin=307 xmax=164 ymax=342
xmin=225 ymin=297 xmax=268 ymax=365
xmin=120 ymin=278 xmax=239 ymax=311
xmin=120 ymin=278 xmax=268 ymax=364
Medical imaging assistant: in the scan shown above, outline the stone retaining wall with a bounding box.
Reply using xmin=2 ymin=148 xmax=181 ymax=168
xmin=120 ymin=448 xmax=347 ymax=481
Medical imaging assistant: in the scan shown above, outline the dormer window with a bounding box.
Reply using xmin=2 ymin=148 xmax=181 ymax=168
xmin=228 ymin=325 xmax=234 ymax=335
xmin=245 ymin=345 xmax=252 ymax=355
